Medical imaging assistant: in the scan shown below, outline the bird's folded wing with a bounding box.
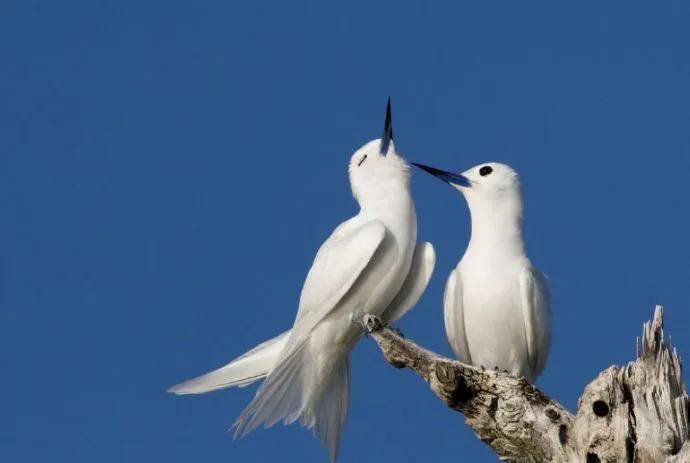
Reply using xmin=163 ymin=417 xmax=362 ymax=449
xmin=382 ymin=242 xmax=436 ymax=323
xmin=444 ymin=268 xmax=472 ymax=363
xmin=286 ymin=219 xmax=387 ymax=347
xmin=519 ymin=265 xmax=552 ymax=378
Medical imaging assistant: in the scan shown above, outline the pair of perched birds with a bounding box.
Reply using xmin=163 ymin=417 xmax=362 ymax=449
xmin=169 ymin=100 xmax=551 ymax=462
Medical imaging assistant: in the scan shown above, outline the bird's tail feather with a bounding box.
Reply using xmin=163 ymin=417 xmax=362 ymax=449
xmin=233 ymin=341 xmax=350 ymax=463
xmin=167 ymin=330 xmax=290 ymax=395
xmin=309 ymin=358 xmax=350 ymax=462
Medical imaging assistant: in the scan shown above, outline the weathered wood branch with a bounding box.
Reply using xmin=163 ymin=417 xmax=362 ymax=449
xmin=363 ymin=306 xmax=689 ymax=462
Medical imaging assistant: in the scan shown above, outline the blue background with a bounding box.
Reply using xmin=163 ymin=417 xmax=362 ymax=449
xmin=2 ymin=2 xmax=689 ymax=462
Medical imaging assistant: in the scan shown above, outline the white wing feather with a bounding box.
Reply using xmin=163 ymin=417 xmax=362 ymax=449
xmin=286 ymin=218 xmax=387 ymax=349
xmin=444 ymin=269 xmax=472 ymax=363
xmin=519 ymin=265 xmax=551 ymax=379
xmin=168 ymin=220 xmax=385 ymax=399
xmin=167 ymin=331 xmax=290 ymax=394
xmin=233 ymin=218 xmax=387 ymax=460
xmin=382 ymin=242 xmax=435 ymax=323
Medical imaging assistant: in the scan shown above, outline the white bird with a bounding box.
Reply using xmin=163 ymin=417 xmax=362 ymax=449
xmin=169 ymin=100 xmax=436 ymax=462
xmin=412 ymin=161 xmax=550 ymax=382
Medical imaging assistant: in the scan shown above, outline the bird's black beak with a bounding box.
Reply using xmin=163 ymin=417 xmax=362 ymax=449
xmin=412 ymin=163 xmax=472 ymax=188
xmin=380 ymin=98 xmax=393 ymax=156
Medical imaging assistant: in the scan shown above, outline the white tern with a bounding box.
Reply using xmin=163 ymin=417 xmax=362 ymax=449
xmin=169 ymin=100 xmax=436 ymax=461
xmin=412 ymin=161 xmax=550 ymax=382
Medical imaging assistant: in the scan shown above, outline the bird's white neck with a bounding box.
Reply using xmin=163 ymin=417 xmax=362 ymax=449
xmin=464 ymin=194 xmax=525 ymax=259
xmin=359 ymin=181 xmax=416 ymax=235
xmin=358 ymin=178 xmax=412 ymax=213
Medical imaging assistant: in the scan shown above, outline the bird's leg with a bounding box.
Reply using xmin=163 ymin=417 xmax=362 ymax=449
xmin=360 ymin=314 xmax=405 ymax=338
xmin=362 ymin=314 xmax=384 ymax=334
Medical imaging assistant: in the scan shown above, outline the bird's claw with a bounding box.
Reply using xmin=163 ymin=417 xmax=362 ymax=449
xmin=362 ymin=314 xmax=384 ymax=334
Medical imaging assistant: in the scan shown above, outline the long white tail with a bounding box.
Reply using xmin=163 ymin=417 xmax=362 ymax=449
xmin=167 ymin=331 xmax=290 ymax=394
xmin=233 ymin=341 xmax=351 ymax=463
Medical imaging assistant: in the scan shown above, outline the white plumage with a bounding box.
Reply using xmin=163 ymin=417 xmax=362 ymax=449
xmin=414 ymin=161 xmax=550 ymax=382
xmin=169 ymin=103 xmax=436 ymax=461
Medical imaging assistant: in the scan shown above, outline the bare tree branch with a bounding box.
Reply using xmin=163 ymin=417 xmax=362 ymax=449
xmin=363 ymin=306 xmax=689 ymax=462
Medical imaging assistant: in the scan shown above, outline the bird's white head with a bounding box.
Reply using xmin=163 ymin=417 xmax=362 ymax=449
xmin=348 ymin=100 xmax=410 ymax=207
xmin=413 ymin=161 xmax=522 ymax=210
xmin=413 ymin=161 xmax=525 ymax=250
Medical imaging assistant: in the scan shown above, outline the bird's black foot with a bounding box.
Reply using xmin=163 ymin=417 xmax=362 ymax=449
xmin=362 ymin=314 xmax=384 ymax=334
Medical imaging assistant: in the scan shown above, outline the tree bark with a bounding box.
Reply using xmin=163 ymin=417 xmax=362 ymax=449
xmin=363 ymin=306 xmax=689 ymax=462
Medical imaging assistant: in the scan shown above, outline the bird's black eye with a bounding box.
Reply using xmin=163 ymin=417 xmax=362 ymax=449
xmin=479 ymin=165 xmax=493 ymax=176
xmin=357 ymin=154 xmax=368 ymax=167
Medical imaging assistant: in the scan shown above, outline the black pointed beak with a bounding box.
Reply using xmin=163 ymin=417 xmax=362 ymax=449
xmin=412 ymin=163 xmax=472 ymax=187
xmin=380 ymin=98 xmax=393 ymax=155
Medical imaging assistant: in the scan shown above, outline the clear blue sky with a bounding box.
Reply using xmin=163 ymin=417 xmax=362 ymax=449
xmin=2 ymin=2 xmax=689 ymax=462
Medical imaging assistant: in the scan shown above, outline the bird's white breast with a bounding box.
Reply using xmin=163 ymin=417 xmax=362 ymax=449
xmin=458 ymin=254 xmax=531 ymax=378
